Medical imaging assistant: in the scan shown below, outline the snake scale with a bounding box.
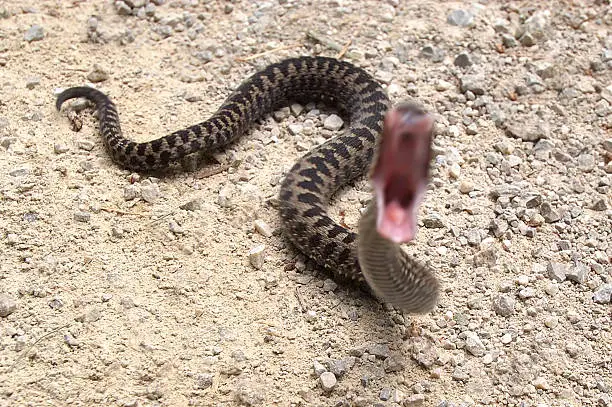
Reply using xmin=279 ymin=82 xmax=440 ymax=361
xmin=56 ymin=56 xmax=439 ymax=313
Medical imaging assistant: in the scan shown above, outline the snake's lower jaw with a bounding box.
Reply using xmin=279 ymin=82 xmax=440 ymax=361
xmin=375 ymin=199 xmax=417 ymax=243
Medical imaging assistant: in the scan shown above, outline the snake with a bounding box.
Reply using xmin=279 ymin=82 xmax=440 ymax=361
xmin=56 ymin=56 xmax=439 ymax=313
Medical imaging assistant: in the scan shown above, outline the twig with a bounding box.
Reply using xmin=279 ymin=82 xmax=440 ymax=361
xmin=336 ymin=38 xmax=352 ymax=59
xmin=236 ymin=43 xmax=304 ymax=63
xmin=7 ymin=323 xmax=71 ymax=373
xmin=195 ymin=162 xmax=233 ymax=179
xmin=306 ymin=31 xmax=357 ymax=59
xmin=100 ymin=206 xmax=150 ymax=217
xmin=294 ymin=287 xmax=306 ymax=313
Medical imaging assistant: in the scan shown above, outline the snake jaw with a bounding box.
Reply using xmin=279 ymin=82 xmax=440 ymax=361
xmin=372 ymin=105 xmax=433 ymax=244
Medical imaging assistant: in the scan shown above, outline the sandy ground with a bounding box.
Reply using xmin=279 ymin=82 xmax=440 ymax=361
xmin=0 ymin=1 xmax=610 ymax=406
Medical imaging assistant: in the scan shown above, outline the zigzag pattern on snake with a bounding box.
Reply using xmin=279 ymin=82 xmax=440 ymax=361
xmin=56 ymin=56 xmax=438 ymax=312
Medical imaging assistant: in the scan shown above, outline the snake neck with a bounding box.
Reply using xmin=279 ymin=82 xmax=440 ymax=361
xmin=357 ymin=200 xmax=439 ymax=313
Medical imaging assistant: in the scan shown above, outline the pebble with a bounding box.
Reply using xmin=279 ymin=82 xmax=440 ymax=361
xmin=419 ymin=45 xmax=445 ymax=63
xmin=593 ymin=284 xmax=611 ymax=304
xmin=123 ymin=185 xmax=140 ymax=201
xmin=460 ymin=74 xmax=486 ymax=95
xmin=547 ymin=262 xmax=567 ymax=282
xmin=374 ymin=70 xmax=393 ymax=84
xmin=447 ymin=9 xmax=474 ymax=27
xmin=54 ymin=143 xmax=69 ymax=154
xmin=74 ymin=211 xmax=91 ymax=223
xmin=323 ymin=114 xmax=344 ymax=131
xmin=435 ymin=80 xmax=453 ymax=92
xmin=180 ymin=198 xmax=203 ymax=211
xmin=248 ymin=245 xmax=265 ymax=269
xmin=383 ymin=355 xmax=404 ymax=372
xmin=26 ymin=77 xmax=40 ymax=89
xmin=518 ymin=287 xmax=536 ymax=300
xmin=566 ymin=264 xmax=587 ymax=284
xmin=464 ymin=332 xmax=486 ymax=357
xmin=253 ymin=219 xmax=273 ymax=237
xmin=87 ymin=64 xmax=109 ymax=83
xmin=322 ymin=279 xmax=337 ymax=292
xmin=312 ymin=360 xmax=326 ymax=377
xmin=319 ymin=371 xmax=337 ymax=392
xmin=506 ymin=117 xmax=550 ymax=141
xmin=24 ymin=24 xmax=44 ymax=42
xmin=540 ymin=202 xmax=561 ymax=223
xmin=196 ymin=373 xmax=213 ymax=389
xmin=367 ymin=343 xmax=390 ymax=359
xmin=78 ymin=140 xmax=95 ymax=151
xmin=459 ymin=180 xmax=474 ymax=194
xmin=454 ymin=53 xmax=473 ymax=67
xmin=422 ymin=214 xmax=444 ymax=228
xmin=493 ymin=295 xmax=515 ymax=316
xmin=0 ymin=294 xmax=17 ymax=317
xmin=140 ymin=181 xmax=160 ymax=203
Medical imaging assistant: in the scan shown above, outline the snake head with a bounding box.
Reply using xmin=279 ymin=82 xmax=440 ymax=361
xmin=371 ymin=103 xmax=433 ymax=243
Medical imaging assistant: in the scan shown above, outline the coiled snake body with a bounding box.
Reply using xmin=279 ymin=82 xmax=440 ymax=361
xmin=57 ymin=56 xmax=439 ymax=313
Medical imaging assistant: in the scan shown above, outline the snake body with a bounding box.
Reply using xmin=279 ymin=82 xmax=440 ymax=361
xmin=57 ymin=56 xmax=438 ymax=312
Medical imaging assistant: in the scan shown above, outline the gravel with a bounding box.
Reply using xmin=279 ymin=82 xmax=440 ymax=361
xmin=1 ymin=1 xmax=610 ymax=406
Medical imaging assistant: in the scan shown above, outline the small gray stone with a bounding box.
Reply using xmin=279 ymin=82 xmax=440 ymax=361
xmin=519 ymin=32 xmax=536 ymax=47
xmin=74 ymin=211 xmax=91 ymax=223
xmin=26 ymin=77 xmax=40 ymax=89
xmin=380 ymin=387 xmax=392 ymax=401
xmin=460 ymin=74 xmax=486 ymax=95
xmin=319 ymin=372 xmax=337 ymax=392
xmin=326 ymin=357 xmax=355 ymax=377
xmin=547 ymin=262 xmax=567 ymax=282
xmin=506 ymin=117 xmax=550 ymax=141
xmin=196 ymin=373 xmax=213 ymax=389
xmin=383 ymin=354 xmax=404 ymax=373
xmin=367 ymin=343 xmax=390 ymax=359
xmin=420 ymin=45 xmax=445 ymax=62
xmin=273 ymin=107 xmax=291 ymax=121
xmin=502 ymin=34 xmax=518 ymax=48
xmin=313 ymin=360 xmax=327 ymax=377
xmin=493 ymin=295 xmax=515 ymax=317
xmin=322 ymin=279 xmax=337 ymax=292
xmin=540 ymin=202 xmax=561 ymax=223
xmin=374 ymin=70 xmax=393 ymax=84
xmin=140 ymin=182 xmax=161 ymax=203
xmin=405 ymin=394 xmax=426 ymax=406
xmin=253 ymin=219 xmax=273 ymax=237
xmin=577 ymin=153 xmax=595 ymax=172
xmin=24 ymin=25 xmax=44 ymax=42
xmin=525 ymin=195 xmax=542 ymax=208
xmin=593 ymin=284 xmax=612 ymax=304
xmin=447 ymin=9 xmax=474 ymax=27
xmin=518 ymin=287 xmax=537 ymax=299
xmin=591 ymin=199 xmax=607 ymax=211
xmin=87 ymin=64 xmax=109 ymax=83
xmin=78 ymin=140 xmax=95 ymax=151
xmin=323 ymin=114 xmax=344 ymax=131
xmin=180 ymin=198 xmax=203 ymax=211
xmin=454 ymin=52 xmax=472 ymax=67
xmin=248 ymin=245 xmax=265 ymax=269
xmin=566 ymin=264 xmax=588 ymax=284
xmin=422 ymin=214 xmax=444 ymax=228
xmin=123 ymin=185 xmax=140 ymax=201
xmin=54 ymin=143 xmax=69 ymax=154
xmin=0 ymin=294 xmax=17 ymax=317
xmin=464 ymin=332 xmax=486 ymax=357
xmin=115 ymin=1 xmax=132 ymax=15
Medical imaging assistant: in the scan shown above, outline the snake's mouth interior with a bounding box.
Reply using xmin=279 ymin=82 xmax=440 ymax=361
xmin=372 ymin=105 xmax=433 ymax=243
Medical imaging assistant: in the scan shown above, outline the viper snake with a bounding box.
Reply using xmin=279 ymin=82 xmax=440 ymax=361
xmin=56 ymin=56 xmax=439 ymax=313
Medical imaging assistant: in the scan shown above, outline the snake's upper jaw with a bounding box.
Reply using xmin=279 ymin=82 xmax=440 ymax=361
xmin=372 ymin=104 xmax=433 ymax=244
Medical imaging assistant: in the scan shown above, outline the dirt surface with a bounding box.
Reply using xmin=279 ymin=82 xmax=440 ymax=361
xmin=0 ymin=1 xmax=611 ymax=406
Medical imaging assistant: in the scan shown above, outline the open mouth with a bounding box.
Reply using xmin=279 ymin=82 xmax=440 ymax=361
xmin=371 ymin=105 xmax=433 ymax=243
